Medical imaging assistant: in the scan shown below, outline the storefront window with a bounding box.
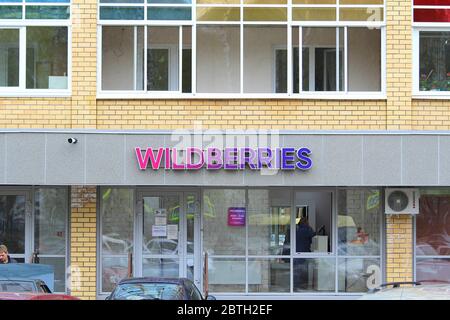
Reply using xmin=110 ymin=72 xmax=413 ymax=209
xmin=416 ymin=193 xmax=450 ymax=256
xmin=34 ymin=188 xmax=68 ymax=293
xmin=337 ymin=189 xmax=382 ymax=292
xmin=416 ymin=189 xmax=450 ymax=284
xmin=208 ymin=258 xmax=246 ymax=293
xmin=293 ymin=258 xmax=335 ymax=292
xmin=100 ymin=188 xmax=134 ymax=293
xmin=248 ymin=189 xmax=291 ymax=256
xmin=338 ymin=258 xmax=381 ymax=293
xmin=0 ymin=195 xmax=25 ymax=254
xmin=337 ymin=189 xmax=382 ymax=256
xmin=248 ymin=258 xmax=290 ymax=293
xmin=416 ymin=258 xmax=450 ymax=284
xmin=203 ymin=189 xmax=246 ymax=256
xmin=203 ymin=187 xmax=382 ymax=294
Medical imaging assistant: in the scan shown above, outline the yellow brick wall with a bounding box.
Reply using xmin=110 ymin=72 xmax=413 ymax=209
xmin=96 ymin=100 xmax=387 ymax=130
xmin=386 ymin=0 xmax=413 ymax=130
xmin=70 ymin=186 xmax=97 ymax=300
xmin=386 ymin=215 xmax=413 ymax=283
xmin=0 ymin=0 xmax=97 ymax=129
xmin=71 ymin=0 xmax=97 ymax=129
xmin=0 ymin=98 xmax=72 ymax=128
xmin=412 ymin=100 xmax=450 ymax=130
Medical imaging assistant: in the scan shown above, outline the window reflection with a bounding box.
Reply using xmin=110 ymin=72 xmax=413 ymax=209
xmin=337 ymin=189 xmax=381 ymax=256
xmin=416 ymin=195 xmax=450 ymax=256
xmin=293 ymin=258 xmax=335 ymax=292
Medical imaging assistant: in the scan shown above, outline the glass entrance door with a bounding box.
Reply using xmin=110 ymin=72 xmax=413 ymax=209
xmin=0 ymin=191 xmax=29 ymax=263
xmin=137 ymin=191 xmax=200 ymax=285
xmin=142 ymin=193 xmax=181 ymax=278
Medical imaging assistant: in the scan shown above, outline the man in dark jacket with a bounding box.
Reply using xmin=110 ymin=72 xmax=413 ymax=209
xmin=0 ymin=245 xmax=17 ymax=264
xmin=296 ymin=219 xmax=316 ymax=253
xmin=294 ymin=218 xmax=324 ymax=290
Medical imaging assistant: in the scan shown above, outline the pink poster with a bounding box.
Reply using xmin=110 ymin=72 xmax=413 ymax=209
xmin=227 ymin=207 xmax=246 ymax=227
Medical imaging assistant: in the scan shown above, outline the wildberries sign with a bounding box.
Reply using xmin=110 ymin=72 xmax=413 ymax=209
xmin=135 ymin=147 xmax=313 ymax=171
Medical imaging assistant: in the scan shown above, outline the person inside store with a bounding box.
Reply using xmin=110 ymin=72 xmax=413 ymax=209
xmin=0 ymin=244 xmax=18 ymax=264
xmin=294 ymin=218 xmax=325 ymax=290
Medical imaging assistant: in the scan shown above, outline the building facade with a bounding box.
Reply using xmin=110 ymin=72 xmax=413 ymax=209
xmin=0 ymin=0 xmax=449 ymax=299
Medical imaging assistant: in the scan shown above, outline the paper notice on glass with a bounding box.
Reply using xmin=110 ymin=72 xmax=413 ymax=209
xmin=155 ymin=213 xmax=167 ymax=226
xmin=152 ymin=225 xmax=167 ymax=237
xmin=167 ymin=225 xmax=178 ymax=240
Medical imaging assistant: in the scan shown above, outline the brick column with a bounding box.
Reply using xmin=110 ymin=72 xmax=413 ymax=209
xmin=71 ymin=0 xmax=97 ymax=128
xmin=70 ymin=186 xmax=97 ymax=300
xmin=386 ymin=0 xmax=413 ymax=130
xmin=386 ymin=215 xmax=413 ymax=283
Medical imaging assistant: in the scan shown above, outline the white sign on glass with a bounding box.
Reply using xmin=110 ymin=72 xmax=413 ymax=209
xmin=155 ymin=211 xmax=167 ymax=226
xmin=167 ymin=225 xmax=178 ymax=240
xmin=152 ymin=225 xmax=167 ymax=237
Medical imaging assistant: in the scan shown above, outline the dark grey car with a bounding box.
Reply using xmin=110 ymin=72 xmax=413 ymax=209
xmin=106 ymin=277 xmax=216 ymax=300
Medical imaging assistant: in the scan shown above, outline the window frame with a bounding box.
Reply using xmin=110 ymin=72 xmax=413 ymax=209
xmin=0 ymin=5 xmax=72 ymax=97
xmin=413 ymin=26 xmax=450 ymax=99
xmin=97 ymin=3 xmax=387 ymax=99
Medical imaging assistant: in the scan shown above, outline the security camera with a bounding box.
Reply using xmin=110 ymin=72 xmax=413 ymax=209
xmin=67 ymin=138 xmax=78 ymax=144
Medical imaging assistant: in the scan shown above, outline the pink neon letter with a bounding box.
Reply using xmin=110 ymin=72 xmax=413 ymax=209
xmin=135 ymin=147 xmax=150 ymax=170
xmin=135 ymin=147 xmax=164 ymax=170
xmin=171 ymin=148 xmax=186 ymax=170
xmin=186 ymin=147 xmax=205 ymax=170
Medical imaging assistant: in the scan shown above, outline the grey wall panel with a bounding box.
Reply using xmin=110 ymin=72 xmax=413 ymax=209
xmin=323 ymin=136 xmax=363 ymax=185
xmin=6 ymin=133 xmax=46 ymax=184
xmin=0 ymin=135 xmax=6 ymax=183
xmin=86 ymin=134 xmax=125 ymax=184
xmin=203 ymin=170 xmax=244 ymax=186
xmin=46 ymin=134 xmax=85 ymax=184
xmin=282 ymin=135 xmax=324 ymax=186
xmin=402 ymin=136 xmax=439 ymax=186
xmin=363 ymin=136 xmax=402 ymax=185
xmin=125 ymin=135 xmax=166 ymax=185
xmin=439 ymin=136 xmax=450 ymax=185
xmin=4 ymin=132 xmax=450 ymax=187
xmin=244 ymin=169 xmax=284 ymax=186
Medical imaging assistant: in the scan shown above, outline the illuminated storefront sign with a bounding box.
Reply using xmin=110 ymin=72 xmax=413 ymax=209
xmin=135 ymin=147 xmax=313 ymax=171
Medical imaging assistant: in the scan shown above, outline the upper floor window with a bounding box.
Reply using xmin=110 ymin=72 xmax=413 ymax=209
xmin=0 ymin=1 xmax=70 ymax=95
xmin=413 ymin=1 xmax=450 ymax=97
xmin=98 ymin=0 xmax=385 ymax=98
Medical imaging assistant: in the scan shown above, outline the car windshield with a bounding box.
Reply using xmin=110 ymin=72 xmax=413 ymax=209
xmin=113 ymin=283 xmax=184 ymax=300
xmin=0 ymin=280 xmax=35 ymax=292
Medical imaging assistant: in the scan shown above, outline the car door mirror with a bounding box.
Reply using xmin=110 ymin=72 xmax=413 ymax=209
xmin=205 ymin=295 xmax=216 ymax=300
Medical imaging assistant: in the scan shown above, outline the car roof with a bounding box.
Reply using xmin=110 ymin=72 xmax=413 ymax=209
xmin=0 ymin=292 xmax=80 ymax=300
xmin=360 ymin=283 xmax=450 ymax=300
xmin=117 ymin=277 xmax=191 ymax=285
xmin=0 ymin=278 xmax=44 ymax=284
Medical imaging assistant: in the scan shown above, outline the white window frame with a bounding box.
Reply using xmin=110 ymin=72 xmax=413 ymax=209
xmin=97 ymin=2 xmax=387 ymax=100
xmin=147 ymin=44 xmax=179 ymax=92
xmin=0 ymin=4 xmax=72 ymax=97
xmin=413 ymin=26 xmax=450 ymax=99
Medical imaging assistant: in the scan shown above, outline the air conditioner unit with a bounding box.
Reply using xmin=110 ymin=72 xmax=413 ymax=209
xmin=385 ymin=188 xmax=420 ymax=215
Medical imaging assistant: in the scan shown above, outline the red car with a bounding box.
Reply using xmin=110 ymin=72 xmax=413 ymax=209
xmin=0 ymin=292 xmax=80 ymax=300
xmin=0 ymin=279 xmax=80 ymax=300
